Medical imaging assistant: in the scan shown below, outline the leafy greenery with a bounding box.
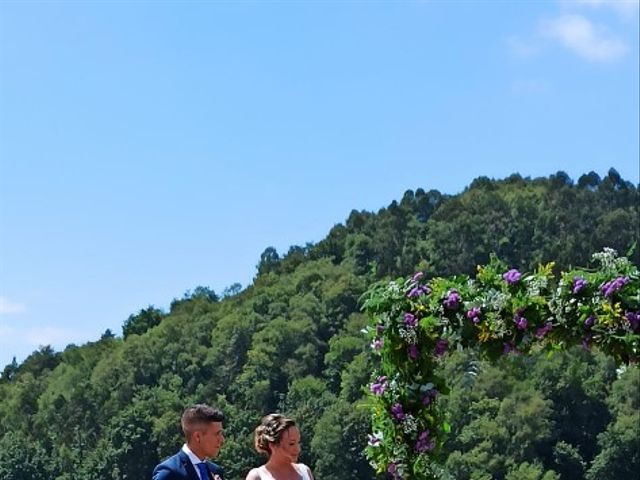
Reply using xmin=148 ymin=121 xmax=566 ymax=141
xmin=0 ymin=169 xmax=637 ymax=479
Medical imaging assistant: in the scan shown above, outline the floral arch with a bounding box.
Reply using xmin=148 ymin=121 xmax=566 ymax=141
xmin=362 ymin=248 xmax=639 ymax=479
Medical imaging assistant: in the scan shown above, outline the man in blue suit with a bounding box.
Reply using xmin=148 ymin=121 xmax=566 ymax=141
xmin=153 ymin=404 xmax=226 ymax=480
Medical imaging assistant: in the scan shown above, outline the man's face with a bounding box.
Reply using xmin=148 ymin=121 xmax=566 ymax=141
xmin=194 ymin=421 xmax=225 ymax=459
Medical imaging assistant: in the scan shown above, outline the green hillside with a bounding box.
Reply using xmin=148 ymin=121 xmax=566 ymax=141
xmin=1 ymin=169 xmax=638 ymax=480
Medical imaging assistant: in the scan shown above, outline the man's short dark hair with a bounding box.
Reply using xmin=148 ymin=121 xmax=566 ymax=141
xmin=181 ymin=404 xmax=225 ymax=440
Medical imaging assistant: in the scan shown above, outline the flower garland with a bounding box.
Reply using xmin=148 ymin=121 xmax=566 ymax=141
xmin=361 ymin=248 xmax=639 ymax=479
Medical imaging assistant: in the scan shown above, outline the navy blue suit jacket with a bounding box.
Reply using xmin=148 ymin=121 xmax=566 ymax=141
xmin=152 ymin=450 xmax=224 ymax=480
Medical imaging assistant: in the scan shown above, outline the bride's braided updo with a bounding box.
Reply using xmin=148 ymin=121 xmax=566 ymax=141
xmin=254 ymin=413 xmax=296 ymax=456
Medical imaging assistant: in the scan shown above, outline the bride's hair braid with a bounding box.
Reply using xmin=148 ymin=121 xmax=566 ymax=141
xmin=254 ymin=413 xmax=296 ymax=456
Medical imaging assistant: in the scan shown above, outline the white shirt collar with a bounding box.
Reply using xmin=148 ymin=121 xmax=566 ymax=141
xmin=182 ymin=443 xmax=205 ymax=466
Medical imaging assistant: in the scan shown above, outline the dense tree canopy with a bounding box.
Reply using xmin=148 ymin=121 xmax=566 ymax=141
xmin=0 ymin=170 xmax=637 ymax=479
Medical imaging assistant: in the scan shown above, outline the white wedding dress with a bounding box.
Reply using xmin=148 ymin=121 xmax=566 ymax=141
xmin=248 ymin=464 xmax=311 ymax=480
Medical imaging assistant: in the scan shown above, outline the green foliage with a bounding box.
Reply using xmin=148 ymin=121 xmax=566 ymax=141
xmin=586 ymin=367 xmax=640 ymax=480
xmin=257 ymin=247 xmax=281 ymax=276
xmin=284 ymin=376 xmax=336 ymax=467
xmin=553 ymin=441 xmax=585 ymax=479
xmin=311 ymin=399 xmax=373 ymax=479
xmin=0 ymin=431 xmax=49 ymax=480
xmin=122 ymin=306 xmax=164 ymax=338
xmin=504 ymin=462 xmax=559 ymax=480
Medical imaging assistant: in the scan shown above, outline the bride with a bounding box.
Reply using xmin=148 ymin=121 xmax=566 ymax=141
xmin=245 ymin=414 xmax=315 ymax=480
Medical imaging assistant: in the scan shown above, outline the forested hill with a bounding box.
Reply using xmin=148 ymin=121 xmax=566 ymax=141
xmin=1 ymin=169 xmax=638 ymax=480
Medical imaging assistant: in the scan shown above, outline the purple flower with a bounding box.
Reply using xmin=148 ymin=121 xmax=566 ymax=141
xmin=503 ymin=342 xmax=519 ymax=355
xmin=435 ymin=339 xmax=448 ymax=357
xmin=535 ymin=322 xmax=552 ymax=338
xmin=625 ymin=311 xmax=640 ymax=332
xmin=369 ymin=376 xmax=388 ymax=395
xmin=408 ymin=344 xmax=420 ymax=360
xmin=601 ymin=276 xmax=630 ymax=298
xmin=376 ymin=324 xmax=385 ymax=335
xmin=404 ymin=312 xmax=418 ymax=328
xmin=387 ymin=462 xmax=401 ymax=479
xmin=412 ymin=272 xmax=424 ymax=282
xmin=572 ymin=277 xmax=587 ymax=294
xmin=407 ymin=285 xmax=431 ymax=298
xmin=584 ymin=315 xmax=596 ymax=328
xmin=466 ymin=307 xmax=482 ymax=324
xmin=367 ymin=432 xmax=383 ymax=447
xmin=371 ymin=338 xmax=383 ymax=352
xmin=415 ymin=430 xmax=435 ymax=453
xmin=443 ymin=290 xmax=461 ymax=310
xmin=421 ymin=388 xmax=439 ymax=406
xmin=391 ymin=403 xmax=405 ymax=421
xmin=503 ymin=269 xmax=522 ymax=285
xmin=407 ymin=287 xmax=420 ymax=298
xmin=513 ymin=311 xmax=528 ymax=330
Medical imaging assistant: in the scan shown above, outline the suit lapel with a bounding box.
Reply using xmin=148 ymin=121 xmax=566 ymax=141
xmin=177 ymin=450 xmax=223 ymax=480
xmin=178 ymin=450 xmax=201 ymax=480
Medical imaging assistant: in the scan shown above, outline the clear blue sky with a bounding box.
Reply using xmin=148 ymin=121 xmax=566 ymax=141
xmin=1 ymin=0 xmax=638 ymax=369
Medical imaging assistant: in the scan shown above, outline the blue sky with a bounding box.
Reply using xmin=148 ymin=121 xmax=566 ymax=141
xmin=0 ymin=0 xmax=638 ymax=369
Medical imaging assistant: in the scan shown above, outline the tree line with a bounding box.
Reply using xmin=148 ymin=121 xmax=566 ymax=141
xmin=0 ymin=169 xmax=637 ymax=480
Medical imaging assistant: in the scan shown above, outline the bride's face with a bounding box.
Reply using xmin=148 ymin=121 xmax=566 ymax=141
xmin=271 ymin=426 xmax=301 ymax=463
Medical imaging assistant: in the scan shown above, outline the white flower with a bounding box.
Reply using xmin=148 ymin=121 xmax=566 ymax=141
xmin=367 ymin=431 xmax=384 ymax=447
xmin=402 ymin=414 xmax=418 ymax=434
xmin=388 ymin=282 xmax=401 ymax=294
xmin=398 ymin=327 xmax=418 ymax=345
